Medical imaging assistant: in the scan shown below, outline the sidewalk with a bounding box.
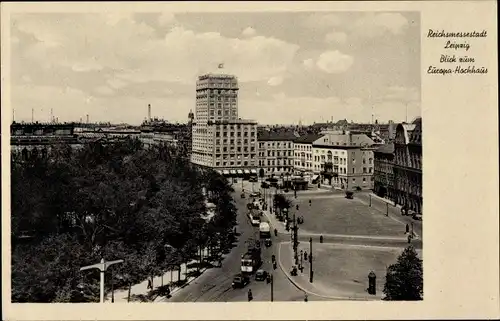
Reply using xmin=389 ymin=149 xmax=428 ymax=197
xmin=106 ymin=248 xmax=212 ymax=303
xmin=277 ymin=242 xmax=381 ymax=301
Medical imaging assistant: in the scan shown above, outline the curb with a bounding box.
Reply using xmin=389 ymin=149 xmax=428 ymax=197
xmin=277 ymin=242 xmax=381 ymax=301
xmin=154 ymin=267 xmax=209 ymax=302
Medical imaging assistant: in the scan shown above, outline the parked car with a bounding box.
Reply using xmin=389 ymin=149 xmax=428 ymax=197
xmin=412 ymin=213 xmax=423 ymax=221
xmin=249 ymin=176 xmax=258 ymax=182
xmin=255 ymin=269 xmax=268 ymax=281
xmin=241 ymin=193 xmax=246 ymax=199
xmin=250 ymin=192 xmax=261 ymax=198
xmin=345 ymin=191 xmax=354 ymax=199
xmin=232 ymin=274 xmax=250 ymax=288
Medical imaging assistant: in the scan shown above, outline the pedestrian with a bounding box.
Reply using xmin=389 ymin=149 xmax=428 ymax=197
xmin=405 ymin=223 xmax=410 ymax=234
xmin=407 ymin=234 xmax=412 ymax=244
xmin=304 ymin=293 xmax=308 ymax=302
xmin=304 ymin=251 xmax=308 ymax=261
xmin=248 ymin=289 xmax=253 ymax=301
xmin=147 ymin=279 xmax=152 ymax=290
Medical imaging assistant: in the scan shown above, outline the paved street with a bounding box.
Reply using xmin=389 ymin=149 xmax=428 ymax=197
xmin=165 ymin=180 xmax=311 ymax=302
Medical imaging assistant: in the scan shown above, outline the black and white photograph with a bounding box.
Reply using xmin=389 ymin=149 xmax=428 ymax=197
xmin=2 ymin=1 xmax=498 ymax=320
xmin=8 ymin=9 xmax=422 ymax=303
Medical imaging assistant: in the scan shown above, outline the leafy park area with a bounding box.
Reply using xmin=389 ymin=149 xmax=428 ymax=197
xmin=11 ymin=139 xmax=237 ymax=302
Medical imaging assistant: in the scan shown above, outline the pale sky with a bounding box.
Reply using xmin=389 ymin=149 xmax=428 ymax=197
xmin=10 ymin=11 xmax=421 ymax=125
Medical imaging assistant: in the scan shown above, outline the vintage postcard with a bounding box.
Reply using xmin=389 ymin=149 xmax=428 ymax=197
xmin=1 ymin=1 xmax=498 ymax=320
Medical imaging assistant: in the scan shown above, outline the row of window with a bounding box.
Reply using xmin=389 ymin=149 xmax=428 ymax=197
xmin=217 ymin=147 xmax=256 ymax=152
xmin=258 ymin=159 xmax=293 ymax=166
xmin=258 ymin=150 xmax=293 ymax=157
xmin=295 ymin=153 xmax=313 ymax=160
xmin=216 ymin=131 xmax=255 ymax=137
xmin=215 ymin=139 xmax=256 ymax=145
xmin=295 ymin=162 xmax=313 ymax=168
xmin=259 ymin=142 xmax=293 ymax=148
xmin=215 ymin=154 xmax=256 ymax=160
xmin=215 ymin=160 xmax=256 ymax=167
xmin=295 ymin=144 xmax=312 ymax=151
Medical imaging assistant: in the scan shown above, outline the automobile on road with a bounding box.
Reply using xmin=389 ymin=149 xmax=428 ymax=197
xmin=255 ymin=269 xmax=268 ymax=281
xmin=241 ymin=193 xmax=246 ymax=198
xmin=232 ymin=274 xmax=250 ymax=288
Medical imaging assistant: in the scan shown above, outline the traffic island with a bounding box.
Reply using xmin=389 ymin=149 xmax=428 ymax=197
xmin=277 ymin=241 xmax=421 ymax=300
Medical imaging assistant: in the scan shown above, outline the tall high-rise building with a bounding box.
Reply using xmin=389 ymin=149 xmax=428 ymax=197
xmin=191 ymin=73 xmax=258 ymax=175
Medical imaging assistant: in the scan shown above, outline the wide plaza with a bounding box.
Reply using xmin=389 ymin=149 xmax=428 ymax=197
xmin=280 ymin=242 xmax=422 ymax=299
xmin=279 ymin=188 xmax=407 ymax=238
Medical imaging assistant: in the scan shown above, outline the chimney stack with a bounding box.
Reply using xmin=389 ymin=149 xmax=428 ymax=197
xmin=148 ymin=104 xmax=151 ymax=121
xmin=86 ymin=114 xmax=89 ymax=123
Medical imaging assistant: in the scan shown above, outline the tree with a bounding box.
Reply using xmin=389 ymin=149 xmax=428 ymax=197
xmin=273 ymin=194 xmax=292 ymax=215
xmin=383 ymin=245 xmax=423 ymax=301
xmin=11 ymin=139 xmax=220 ymax=302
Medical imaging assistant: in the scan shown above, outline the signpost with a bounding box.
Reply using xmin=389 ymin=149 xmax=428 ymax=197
xmin=80 ymin=258 xmax=124 ymax=303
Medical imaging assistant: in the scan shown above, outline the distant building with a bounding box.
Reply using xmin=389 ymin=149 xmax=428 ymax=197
xmin=257 ymin=130 xmax=298 ymax=176
xmin=312 ymin=133 xmax=376 ymax=190
xmin=373 ymin=143 xmax=395 ymax=200
xmin=191 ymin=73 xmax=258 ymax=176
xmin=393 ymin=118 xmax=422 ymax=214
xmin=10 ymin=122 xmax=81 ymax=159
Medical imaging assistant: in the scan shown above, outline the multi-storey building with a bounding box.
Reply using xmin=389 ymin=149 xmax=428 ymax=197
xmin=191 ymin=73 xmax=258 ymax=176
xmin=373 ymin=143 xmax=395 ymax=200
xmin=11 ymin=122 xmax=82 ymax=160
xmin=257 ymin=130 xmax=298 ymax=176
xmin=393 ymin=118 xmax=422 ymax=214
xmin=293 ymin=133 xmax=323 ymax=179
xmin=312 ymin=133 xmax=376 ymax=190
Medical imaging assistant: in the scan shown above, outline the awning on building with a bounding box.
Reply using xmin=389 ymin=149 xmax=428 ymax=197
xmin=216 ymin=170 xmax=222 ymax=175
xmin=250 ymin=169 xmax=257 ymax=174
xmin=244 ymin=169 xmax=250 ymax=174
xmin=223 ymin=170 xmax=230 ymax=175
xmin=230 ymin=170 xmax=237 ymax=175
xmin=312 ymin=175 xmax=319 ymax=181
xmin=237 ymin=169 xmax=244 ymax=175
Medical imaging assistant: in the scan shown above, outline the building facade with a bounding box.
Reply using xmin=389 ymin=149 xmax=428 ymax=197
xmin=312 ymin=133 xmax=376 ymax=190
xmin=10 ymin=122 xmax=82 ymax=159
xmin=257 ymin=131 xmax=298 ymax=176
xmin=191 ymin=73 xmax=258 ymax=175
xmin=393 ymin=118 xmax=422 ymax=214
xmin=293 ymin=133 xmax=323 ymax=178
xmin=373 ymin=143 xmax=395 ymax=200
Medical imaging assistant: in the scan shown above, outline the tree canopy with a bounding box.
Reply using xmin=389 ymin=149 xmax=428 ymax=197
xmin=383 ymin=245 xmax=423 ymax=301
xmin=11 ymin=138 xmax=237 ymax=302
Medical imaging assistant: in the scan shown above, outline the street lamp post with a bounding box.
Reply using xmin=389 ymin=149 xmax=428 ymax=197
xmin=270 ymin=273 xmax=274 ymax=302
xmin=80 ymin=258 xmax=124 ymax=303
xmin=309 ymin=237 xmax=313 ymax=283
xmin=300 ymin=249 xmax=303 ymax=271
